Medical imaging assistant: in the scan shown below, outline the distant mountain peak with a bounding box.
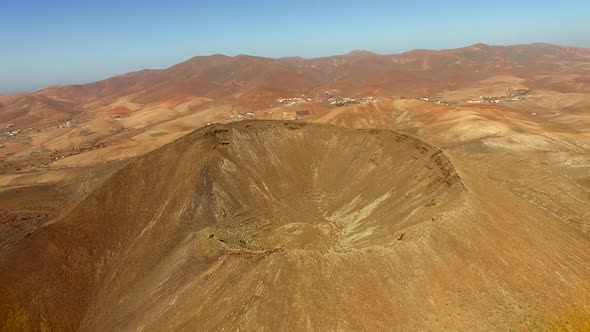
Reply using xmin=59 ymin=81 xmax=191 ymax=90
xmin=466 ymin=43 xmax=490 ymax=50
xmin=344 ymin=50 xmax=378 ymax=57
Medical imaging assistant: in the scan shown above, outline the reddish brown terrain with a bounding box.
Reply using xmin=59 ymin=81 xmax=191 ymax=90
xmin=1 ymin=43 xmax=590 ymax=330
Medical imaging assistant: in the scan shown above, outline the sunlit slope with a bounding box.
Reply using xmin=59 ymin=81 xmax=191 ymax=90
xmin=1 ymin=121 xmax=589 ymax=331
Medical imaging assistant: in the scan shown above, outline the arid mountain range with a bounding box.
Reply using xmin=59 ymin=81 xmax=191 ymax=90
xmin=3 ymin=43 xmax=590 ymax=127
xmin=1 ymin=43 xmax=590 ymax=330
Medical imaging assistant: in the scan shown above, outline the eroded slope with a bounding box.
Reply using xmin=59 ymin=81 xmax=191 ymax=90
xmin=1 ymin=121 xmax=589 ymax=331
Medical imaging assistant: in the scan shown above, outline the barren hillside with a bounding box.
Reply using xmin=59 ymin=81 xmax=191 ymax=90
xmin=1 ymin=44 xmax=590 ymax=331
xmin=2 ymin=121 xmax=589 ymax=331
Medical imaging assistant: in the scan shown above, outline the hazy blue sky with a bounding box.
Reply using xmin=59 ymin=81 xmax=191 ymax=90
xmin=2 ymin=0 xmax=590 ymax=93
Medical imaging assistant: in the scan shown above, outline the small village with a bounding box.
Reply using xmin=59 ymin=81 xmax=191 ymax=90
xmin=417 ymin=88 xmax=533 ymax=106
xmin=465 ymin=88 xmax=533 ymax=104
xmin=0 ymin=124 xmax=19 ymax=139
xmin=229 ymin=112 xmax=256 ymax=120
xmin=3 ymin=129 xmax=21 ymax=138
xmin=328 ymin=97 xmax=358 ymax=106
xmin=276 ymin=97 xmax=306 ymax=106
xmin=57 ymin=120 xmax=77 ymax=128
xmin=417 ymin=96 xmax=451 ymax=105
xmin=277 ymin=92 xmax=383 ymax=107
